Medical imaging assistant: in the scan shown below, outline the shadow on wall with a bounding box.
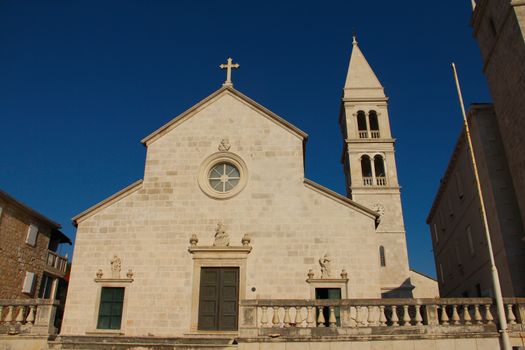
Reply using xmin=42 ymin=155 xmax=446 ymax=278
xmin=381 ymin=278 xmax=414 ymax=298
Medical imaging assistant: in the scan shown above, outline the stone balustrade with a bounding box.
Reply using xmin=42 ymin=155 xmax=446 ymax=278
xmin=45 ymin=250 xmax=68 ymax=277
xmin=239 ymin=298 xmax=525 ymax=339
xmin=0 ymin=299 xmax=59 ymax=336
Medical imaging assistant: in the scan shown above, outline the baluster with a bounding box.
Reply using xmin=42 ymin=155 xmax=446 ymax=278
xmin=462 ymin=305 xmax=472 ymax=325
xmin=272 ymin=306 xmax=280 ymax=327
xmin=414 ymin=305 xmax=423 ymax=326
xmin=15 ymin=306 xmax=25 ymax=324
xmin=294 ymin=306 xmax=302 ymax=327
xmin=440 ymin=305 xmax=449 ymax=325
xmin=451 ymin=305 xmax=460 ymax=325
xmin=283 ymin=307 xmax=291 ymax=327
xmin=5 ymin=306 xmax=14 ymax=323
xmin=329 ymin=306 xmax=337 ymax=328
xmin=260 ymin=306 xmax=268 ymax=328
xmin=0 ymin=305 xmax=3 ymax=323
xmin=307 ymin=306 xmax=316 ymax=327
xmin=317 ymin=306 xmax=326 ymax=327
xmin=367 ymin=306 xmax=374 ymax=326
xmin=359 ymin=307 xmax=367 ymax=327
xmin=506 ymin=304 xmax=516 ymax=325
xmin=391 ymin=305 xmax=399 ymax=326
xmin=473 ymin=304 xmax=482 ymax=324
xmin=26 ymin=306 xmax=35 ymax=324
xmin=379 ymin=305 xmax=387 ymax=326
xmin=484 ymin=304 xmax=494 ymax=324
xmin=402 ymin=305 xmax=411 ymax=326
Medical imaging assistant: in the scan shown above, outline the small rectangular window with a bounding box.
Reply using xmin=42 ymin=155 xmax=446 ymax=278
xmin=447 ymin=194 xmax=454 ymax=217
xmin=466 ymin=226 xmax=475 ymax=255
xmin=26 ymin=224 xmax=38 ymax=246
xmin=22 ymin=272 xmax=36 ymax=294
xmin=433 ymin=223 xmax=439 ymax=243
xmin=454 ymin=243 xmax=462 ymax=265
xmin=455 ymin=172 xmax=464 ymax=199
xmin=97 ymin=287 xmax=125 ymax=330
xmin=439 ymin=263 xmax=445 ymax=284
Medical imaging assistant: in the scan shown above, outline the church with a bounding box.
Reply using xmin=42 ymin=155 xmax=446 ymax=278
xmin=60 ymin=38 xmax=423 ymax=338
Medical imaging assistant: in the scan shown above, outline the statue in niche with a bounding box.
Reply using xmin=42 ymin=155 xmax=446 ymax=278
xmin=213 ymin=222 xmax=230 ymax=247
xmin=319 ymin=253 xmax=332 ymax=278
xmin=110 ymin=255 xmax=122 ymax=278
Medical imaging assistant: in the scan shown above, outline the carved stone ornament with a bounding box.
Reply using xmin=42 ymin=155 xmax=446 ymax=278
xmin=189 ymin=233 xmax=199 ymax=246
xmin=126 ymin=269 xmax=134 ymax=279
xmin=341 ymin=269 xmax=348 ymax=280
xmin=241 ymin=233 xmax=251 ymax=246
xmin=96 ymin=269 xmax=103 ymax=279
xmin=372 ymin=203 xmax=385 ymax=216
xmin=110 ymin=255 xmax=122 ymax=278
xmin=319 ymin=253 xmax=332 ymax=279
xmin=307 ymin=269 xmax=315 ymax=279
xmin=213 ymin=222 xmax=230 ymax=247
xmin=218 ymin=138 xmax=231 ymax=152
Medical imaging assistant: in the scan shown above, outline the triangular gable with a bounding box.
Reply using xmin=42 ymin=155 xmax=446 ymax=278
xmin=304 ymin=178 xmax=380 ymax=223
xmin=141 ymin=86 xmax=308 ymax=146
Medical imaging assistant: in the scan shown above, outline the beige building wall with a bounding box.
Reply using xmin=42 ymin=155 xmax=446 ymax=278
xmin=472 ymin=0 xmax=525 ymax=242
xmin=62 ymin=42 xmax=414 ymax=337
xmin=427 ymin=104 xmax=525 ymax=297
xmin=409 ymin=269 xmax=439 ymax=298
xmin=61 ymin=88 xmax=412 ymax=337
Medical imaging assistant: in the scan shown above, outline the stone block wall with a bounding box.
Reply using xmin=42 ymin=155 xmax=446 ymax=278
xmin=0 ymin=197 xmax=53 ymax=300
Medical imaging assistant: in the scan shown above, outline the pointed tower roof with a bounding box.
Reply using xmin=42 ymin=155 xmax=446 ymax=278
xmin=343 ymin=36 xmax=386 ymax=100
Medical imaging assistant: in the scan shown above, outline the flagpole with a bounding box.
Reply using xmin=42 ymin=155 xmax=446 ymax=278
xmin=451 ymin=62 xmax=510 ymax=350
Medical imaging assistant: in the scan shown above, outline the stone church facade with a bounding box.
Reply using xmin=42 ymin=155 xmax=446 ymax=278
xmin=61 ymin=40 xmax=414 ymax=338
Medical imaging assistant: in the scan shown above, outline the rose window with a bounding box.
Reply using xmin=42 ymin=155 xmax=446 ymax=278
xmin=208 ymin=162 xmax=241 ymax=193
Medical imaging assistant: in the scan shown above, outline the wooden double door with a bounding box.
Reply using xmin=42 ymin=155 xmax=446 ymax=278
xmin=198 ymin=267 xmax=239 ymax=331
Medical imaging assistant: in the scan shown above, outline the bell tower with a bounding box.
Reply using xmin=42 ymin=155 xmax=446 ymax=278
xmin=339 ymin=37 xmax=412 ymax=297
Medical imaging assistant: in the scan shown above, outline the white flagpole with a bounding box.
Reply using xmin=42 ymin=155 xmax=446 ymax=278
xmin=451 ymin=62 xmax=510 ymax=350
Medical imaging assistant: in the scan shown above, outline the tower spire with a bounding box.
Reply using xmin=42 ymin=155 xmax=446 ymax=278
xmin=343 ymin=38 xmax=385 ymax=100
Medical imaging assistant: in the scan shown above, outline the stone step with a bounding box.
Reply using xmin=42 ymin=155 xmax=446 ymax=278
xmin=49 ymin=335 xmax=238 ymax=350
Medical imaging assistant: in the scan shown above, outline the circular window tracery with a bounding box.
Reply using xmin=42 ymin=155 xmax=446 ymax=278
xmin=208 ymin=162 xmax=241 ymax=193
xmin=198 ymin=152 xmax=248 ymax=199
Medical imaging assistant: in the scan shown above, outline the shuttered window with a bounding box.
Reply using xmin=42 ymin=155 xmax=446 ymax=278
xmin=97 ymin=287 xmax=125 ymax=330
xmin=22 ymin=272 xmax=36 ymax=294
xmin=26 ymin=224 xmax=38 ymax=246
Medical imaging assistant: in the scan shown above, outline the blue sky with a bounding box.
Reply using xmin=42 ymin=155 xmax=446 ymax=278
xmin=0 ymin=1 xmax=491 ymax=277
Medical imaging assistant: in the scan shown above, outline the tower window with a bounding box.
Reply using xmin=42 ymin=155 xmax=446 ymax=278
xmin=357 ymin=111 xmax=367 ymax=138
xmin=379 ymin=246 xmax=386 ymax=267
xmin=374 ymin=155 xmax=387 ymax=186
xmin=361 ymin=155 xmax=373 ymax=186
xmin=369 ymin=111 xmax=380 ymax=138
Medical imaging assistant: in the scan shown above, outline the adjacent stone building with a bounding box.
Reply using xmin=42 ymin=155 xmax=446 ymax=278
xmin=58 ymin=39 xmax=431 ymax=339
xmin=426 ymin=0 xmax=525 ymax=299
xmin=471 ymin=0 xmax=525 ymax=240
xmin=427 ymin=104 xmax=525 ymax=297
xmin=0 ymin=189 xmax=71 ymax=301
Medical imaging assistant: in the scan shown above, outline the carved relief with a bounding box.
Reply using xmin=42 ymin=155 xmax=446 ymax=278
xmin=189 ymin=233 xmax=199 ymax=246
xmin=213 ymin=222 xmax=230 ymax=247
xmin=218 ymin=138 xmax=231 ymax=151
xmin=319 ymin=253 xmax=332 ymax=278
xmin=373 ymin=203 xmax=385 ymax=216
xmin=241 ymin=233 xmax=251 ymax=246
xmin=110 ymin=255 xmax=122 ymax=278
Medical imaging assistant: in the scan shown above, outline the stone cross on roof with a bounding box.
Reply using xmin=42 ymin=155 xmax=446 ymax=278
xmin=219 ymin=57 xmax=240 ymax=87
